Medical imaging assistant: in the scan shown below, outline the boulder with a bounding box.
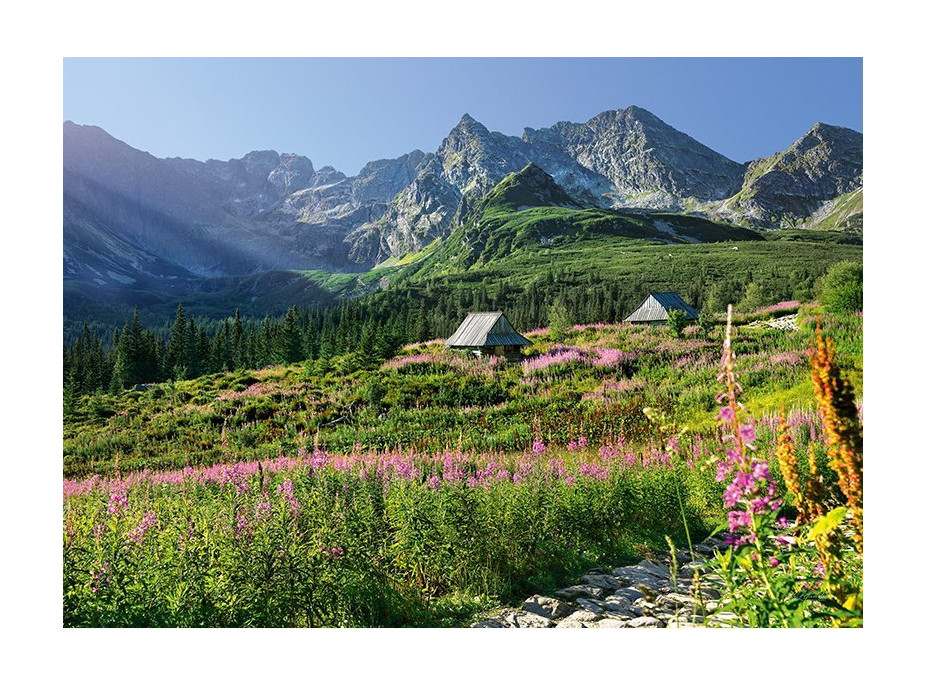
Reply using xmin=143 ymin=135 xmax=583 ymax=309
xmin=574 ymin=597 xmax=605 ymax=616
xmin=522 ymin=595 xmax=574 ymax=620
xmin=555 ymin=584 xmax=606 ymax=601
xmin=600 ymin=596 xmax=636 ymax=617
xmin=580 ymin=573 xmax=625 ymax=590
xmin=507 ymin=611 xmax=555 ymax=628
xmin=555 ymin=610 xmax=601 ymax=628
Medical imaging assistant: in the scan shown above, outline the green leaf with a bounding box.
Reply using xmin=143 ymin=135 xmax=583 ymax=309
xmin=805 ymin=507 xmax=848 ymax=541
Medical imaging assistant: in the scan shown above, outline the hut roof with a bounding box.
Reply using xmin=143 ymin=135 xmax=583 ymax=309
xmin=445 ymin=312 xmax=532 ymax=348
xmin=624 ymin=292 xmax=700 ymax=323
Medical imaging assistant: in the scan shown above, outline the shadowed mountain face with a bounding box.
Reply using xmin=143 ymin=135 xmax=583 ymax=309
xmin=64 ymin=107 xmax=862 ymax=320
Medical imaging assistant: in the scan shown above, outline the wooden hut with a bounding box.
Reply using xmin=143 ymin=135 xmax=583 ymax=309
xmin=445 ymin=312 xmax=531 ymax=362
xmin=624 ymin=292 xmax=699 ymax=325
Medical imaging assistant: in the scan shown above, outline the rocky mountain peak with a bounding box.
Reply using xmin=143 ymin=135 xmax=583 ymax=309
xmin=712 ymin=121 xmax=863 ymax=228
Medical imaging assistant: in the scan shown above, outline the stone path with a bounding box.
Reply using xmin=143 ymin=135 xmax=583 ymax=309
xmin=471 ymin=535 xmax=741 ymax=628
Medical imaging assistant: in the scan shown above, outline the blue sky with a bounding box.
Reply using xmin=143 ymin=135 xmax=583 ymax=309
xmin=64 ymin=57 xmax=862 ymax=176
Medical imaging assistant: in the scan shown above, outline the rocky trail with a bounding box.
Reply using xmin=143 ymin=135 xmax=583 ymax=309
xmin=471 ymin=535 xmax=739 ymax=628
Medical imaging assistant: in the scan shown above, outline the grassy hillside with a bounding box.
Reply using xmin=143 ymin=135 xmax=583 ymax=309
xmin=64 ymin=307 xmax=861 ymax=478
xmin=63 ymin=306 xmax=862 ymax=627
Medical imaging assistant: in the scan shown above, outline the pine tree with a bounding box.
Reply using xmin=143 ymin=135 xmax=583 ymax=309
xmin=414 ymin=304 xmax=431 ymax=343
xmin=549 ymin=297 xmax=572 ymax=342
xmin=277 ymin=306 xmax=304 ymax=364
xmin=166 ymin=304 xmax=188 ymax=379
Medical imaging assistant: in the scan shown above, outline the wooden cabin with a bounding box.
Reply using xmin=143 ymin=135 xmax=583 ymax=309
xmin=624 ymin=292 xmax=699 ymax=325
xmin=445 ymin=312 xmax=531 ymax=362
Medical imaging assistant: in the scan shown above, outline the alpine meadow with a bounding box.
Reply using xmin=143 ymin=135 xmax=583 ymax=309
xmin=63 ymin=62 xmax=863 ymax=629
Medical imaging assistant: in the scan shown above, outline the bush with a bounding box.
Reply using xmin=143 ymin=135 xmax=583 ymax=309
xmin=666 ymin=308 xmax=687 ymax=338
xmin=816 ymin=261 xmax=863 ymax=314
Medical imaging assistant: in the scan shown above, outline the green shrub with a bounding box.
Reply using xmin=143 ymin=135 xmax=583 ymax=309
xmin=666 ymin=308 xmax=687 ymax=338
xmin=816 ymin=261 xmax=863 ymax=314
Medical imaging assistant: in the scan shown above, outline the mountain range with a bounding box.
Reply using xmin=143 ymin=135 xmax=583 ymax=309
xmin=63 ymin=106 xmax=863 ymax=320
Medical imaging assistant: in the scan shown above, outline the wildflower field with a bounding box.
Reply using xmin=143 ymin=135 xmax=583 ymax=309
xmin=63 ymin=306 xmax=863 ymax=627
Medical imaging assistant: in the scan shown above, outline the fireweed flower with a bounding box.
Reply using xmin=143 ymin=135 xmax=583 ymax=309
xmin=128 ymin=510 xmax=158 ymax=543
xmin=236 ymin=513 xmax=253 ymax=539
xmin=90 ymin=562 xmax=111 ymax=594
xmin=715 ymin=306 xmax=783 ymax=546
xmin=106 ymin=491 xmax=128 ymax=516
xmin=277 ymin=479 xmax=301 ymax=514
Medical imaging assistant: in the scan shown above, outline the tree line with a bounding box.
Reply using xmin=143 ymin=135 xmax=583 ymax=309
xmin=64 ymin=261 xmax=831 ymax=396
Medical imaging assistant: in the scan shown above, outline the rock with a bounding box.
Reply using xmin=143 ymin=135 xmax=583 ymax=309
xmin=627 ymin=616 xmax=665 ymax=628
xmin=574 ymin=598 xmax=605 ymax=616
xmin=507 ymin=611 xmax=554 ymax=628
xmin=600 ymin=595 xmax=635 ymax=616
xmin=696 ymin=586 xmax=721 ymax=601
xmin=610 ymin=566 xmax=664 ymax=592
xmin=522 ymin=595 xmax=574 ymax=620
xmin=555 ymin=584 xmax=606 ymax=601
xmin=593 ymin=618 xmax=630 ymax=628
xmin=637 ymin=560 xmax=672 ymax=579
xmin=555 ymin=610 xmax=601 ymax=628
xmin=660 ymin=592 xmax=695 ymax=610
xmin=471 ymin=618 xmax=507 ymax=628
xmin=580 ymin=573 xmax=625 ymax=590
xmin=608 ymin=587 xmax=645 ymax=604
xmin=633 ymin=599 xmax=658 ymax=615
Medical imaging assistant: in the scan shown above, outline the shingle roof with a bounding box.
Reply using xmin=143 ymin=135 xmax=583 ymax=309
xmin=624 ymin=292 xmax=700 ymax=323
xmin=446 ymin=312 xmax=532 ymax=347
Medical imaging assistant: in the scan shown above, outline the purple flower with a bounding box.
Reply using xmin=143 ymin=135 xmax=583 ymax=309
xmin=90 ymin=562 xmax=111 ymax=594
xmin=128 ymin=510 xmax=158 ymax=543
xmin=727 ymin=510 xmax=752 ymax=532
xmin=718 ymin=406 xmax=735 ymax=422
xmin=739 ymin=425 xmax=757 ymax=443
xmin=753 ymin=462 xmax=770 ymax=480
xmin=106 ymin=491 xmax=128 ymax=516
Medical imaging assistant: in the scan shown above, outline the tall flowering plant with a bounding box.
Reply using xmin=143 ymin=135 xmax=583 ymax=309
xmin=707 ymin=306 xmax=863 ymax=627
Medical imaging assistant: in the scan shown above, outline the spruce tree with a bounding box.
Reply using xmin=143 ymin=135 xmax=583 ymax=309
xmin=549 ymin=297 xmax=572 ymax=342
xmin=277 ymin=306 xmax=304 ymax=364
xmin=166 ymin=304 xmax=188 ymax=379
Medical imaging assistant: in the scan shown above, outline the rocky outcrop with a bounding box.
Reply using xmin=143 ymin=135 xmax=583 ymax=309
xmin=525 ymin=106 xmax=746 ymax=206
xmin=708 ymin=123 xmax=863 ymax=229
xmin=471 ymin=535 xmax=740 ymax=628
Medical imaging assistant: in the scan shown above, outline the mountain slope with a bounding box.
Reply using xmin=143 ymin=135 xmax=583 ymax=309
xmin=410 ymin=164 xmax=762 ymax=273
xmin=707 ymin=123 xmax=863 ymax=228
xmin=64 ymin=109 xmax=862 ymax=327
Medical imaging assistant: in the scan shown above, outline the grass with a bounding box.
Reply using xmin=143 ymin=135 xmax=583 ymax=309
xmin=63 ymin=307 xmax=861 ymax=627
